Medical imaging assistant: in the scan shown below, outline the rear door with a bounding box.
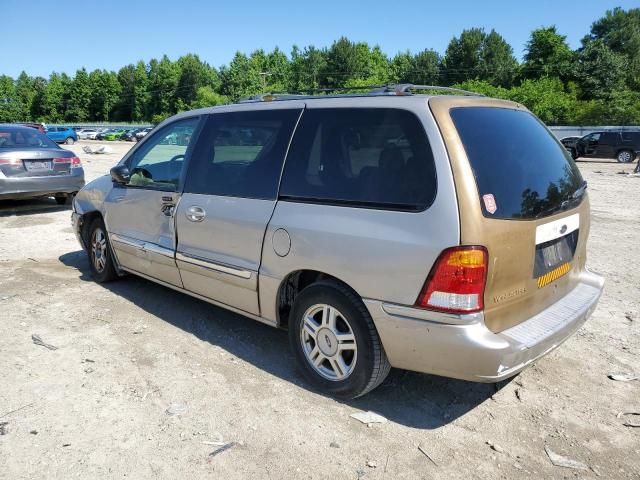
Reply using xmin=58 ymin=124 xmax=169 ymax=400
xmin=595 ymin=132 xmax=617 ymax=158
xmin=175 ymin=105 xmax=302 ymax=315
xmin=104 ymin=117 xmax=201 ymax=287
xmin=430 ymin=97 xmax=589 ymax=333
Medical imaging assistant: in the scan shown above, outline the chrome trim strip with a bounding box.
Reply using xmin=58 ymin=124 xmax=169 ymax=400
xmin=110 ymin=233 xmax=143 ymax=249
xmin=380 ymin=302 xmax=483 ymax=325
xmin=142 ymin=242 xmax=175 ymax=258
xmin=175 ymin=252 xmax=252 ymax=279
xmin=111 ymin=234 xmax=175 ymax=259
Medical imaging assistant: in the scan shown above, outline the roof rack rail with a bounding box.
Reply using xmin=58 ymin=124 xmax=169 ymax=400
xmin=237 ymin=84 xmax=483 ymax=103
xmin=371 ymin=84 xmax=484 ymax=96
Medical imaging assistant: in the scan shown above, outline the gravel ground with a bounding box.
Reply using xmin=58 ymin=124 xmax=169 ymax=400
xmin=0 ymin=141 xmax=638 ymax=479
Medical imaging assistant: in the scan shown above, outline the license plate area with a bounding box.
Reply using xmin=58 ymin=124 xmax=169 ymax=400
xmin=24 ymin=160 xmax=52 ymax=172
xmin=534 ymin=229 xmax=578 ymax=278
xmin=534 ymin=213 xmax=580 ymax=279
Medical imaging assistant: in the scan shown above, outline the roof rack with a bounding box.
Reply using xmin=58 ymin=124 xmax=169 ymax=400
xmin=237 ymin=84 xmax=483 ymax=103
xmin=370 ymin=84 xmax=484 ymax=97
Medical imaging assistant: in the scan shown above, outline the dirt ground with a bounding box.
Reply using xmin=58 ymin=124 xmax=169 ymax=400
xmin=0 ymin=140 xmax=638 ymax=479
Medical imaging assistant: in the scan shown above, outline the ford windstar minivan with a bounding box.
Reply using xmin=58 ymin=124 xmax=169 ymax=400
xmin=72 ymin=85 xmax=604 ymax=398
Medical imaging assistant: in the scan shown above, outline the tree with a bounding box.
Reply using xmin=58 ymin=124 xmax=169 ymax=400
xmin=289 ymin=45 xmax=327 ymax=91
xmin=15 ymin=72 xmax=36 ymax=121
xmin=175 ymin=54 xmax=217 ymax=111
xmin=66 ymin=68 xmax=91 ymax=122
xmin=410 ymin=49 xmax=441 ymax=85
xmin=219 ymin=52 xmax=262 ymax=101
xmin=585 ymin=7 xmax=640 ymax=90
xmin=575 ymin=39 xmax=626 ymax=99
xmin=88 ymin=69 xmax=121 ymax=121
xmin=0 ymin=75 xmax=20 ymax=122
xmin=443 ymin=28 xmax=518 ymax=87
xmin=191 ymin=86 xmax=229 ymax=109
xmin=522 ymin=26 xmax=575 ymax=81
xmin=147 ymin=55 xmax=180 ymax=118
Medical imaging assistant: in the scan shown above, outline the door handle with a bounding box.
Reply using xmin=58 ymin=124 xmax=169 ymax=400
xmin=186 ymin=205 xmax=206 ymax=222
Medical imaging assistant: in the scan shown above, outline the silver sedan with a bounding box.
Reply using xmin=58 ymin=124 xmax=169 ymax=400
xmin=0 ymin=124 xmax=85 ymax=204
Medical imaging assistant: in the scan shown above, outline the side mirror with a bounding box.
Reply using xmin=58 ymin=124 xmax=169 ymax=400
xmin=110 ymin=164 xmax=130 ymax=184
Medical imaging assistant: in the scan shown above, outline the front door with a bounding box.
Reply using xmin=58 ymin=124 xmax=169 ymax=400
xmin=175 ymin=106 xmax=303 ymax=315
xmin=105 ymin=117 xmax=201 ymax=287
xmin=583 ymin=132 xmax=601 ymax=157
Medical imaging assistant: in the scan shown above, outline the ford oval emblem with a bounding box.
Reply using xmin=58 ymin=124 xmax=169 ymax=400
xmin=560 ymin=224 xmax=567 ymax=234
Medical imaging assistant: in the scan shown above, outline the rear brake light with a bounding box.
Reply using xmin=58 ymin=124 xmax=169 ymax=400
xmin=415 ymin=246 xmax=488 ymax=314
xmin=54 ymin=156 xmax=82 ymax=168
xmin=0 ymin=158 xmax=21 ymax=165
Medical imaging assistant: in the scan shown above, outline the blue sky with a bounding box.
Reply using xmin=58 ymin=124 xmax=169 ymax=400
xmin=2 ymin=0 xmax=637 ymax=78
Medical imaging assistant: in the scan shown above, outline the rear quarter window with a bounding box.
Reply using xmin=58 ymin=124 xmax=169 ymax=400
xmin=280 ymin=108 xmax=437 ymax=211
xmin=450 ymin=107 xmax=584 ymax=220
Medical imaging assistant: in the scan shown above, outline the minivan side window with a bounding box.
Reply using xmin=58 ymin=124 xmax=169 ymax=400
xmin=184 ymin=109 xmax=301 ymax=199
xmin=279 ymin=108 xmax=437 ymax=211
xmin=126 ymin=117 xmax=199 ymax=191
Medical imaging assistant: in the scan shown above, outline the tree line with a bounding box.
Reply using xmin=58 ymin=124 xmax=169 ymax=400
xmin=1 ymin=7 xmax=638 ymax=126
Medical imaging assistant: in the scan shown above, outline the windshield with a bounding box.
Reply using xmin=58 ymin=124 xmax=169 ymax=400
xmin=0 ymin=128 xmax=58 ymax=149
xmin=450 ymin=107 xmax=584 ymax=220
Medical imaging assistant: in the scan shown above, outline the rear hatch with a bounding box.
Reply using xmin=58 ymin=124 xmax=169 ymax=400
xmin=0 ymin=149 xmax=75 ymax=177
xmin=430 ymin=96 xmax=590 ymax=333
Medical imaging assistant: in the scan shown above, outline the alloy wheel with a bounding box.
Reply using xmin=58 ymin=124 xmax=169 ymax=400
xmin=91 ymin=228 xmax=107 ymax=273
xmin=300 ymin=304 xmax=357 ymax=381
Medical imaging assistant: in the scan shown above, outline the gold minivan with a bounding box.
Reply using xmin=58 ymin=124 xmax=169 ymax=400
xmin=72 ymin=85 xmax=604 ymax=398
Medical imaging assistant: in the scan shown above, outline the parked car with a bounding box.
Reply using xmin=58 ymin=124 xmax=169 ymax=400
xmin=87 ymin=128 xmax=108 ymax=140
xmin=77 ymin=128 xmax=98 ymax=140
xmin=71 ymin=86 xmax=604 ymax=398
xmin=46 ymin=126 xmax=78 ymax=145
xmin=95 ymin=128 xmax=123 ymax=141
xmin=0 ymin=124 xmax=84 ymax=204
xmin=17 ymin=122 xmax=46 ymax=133
xmin=120 ymin=129 xmax=142 ymax=142
xmin=574 ymin=130 xmax=640 ymax=162
xmin=135 ymin=127 xmax=153 ymax=140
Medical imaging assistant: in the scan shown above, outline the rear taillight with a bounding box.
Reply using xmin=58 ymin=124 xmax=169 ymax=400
xmin=415 ymin=246 xmax=488 ymax=314
xmin=0 ymin=158 xmax=21 ymax=165
xmin=54 ymin=156 xmax=82 ymax=168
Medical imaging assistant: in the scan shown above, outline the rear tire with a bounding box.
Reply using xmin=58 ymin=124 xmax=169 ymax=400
xmin=54 ymin=194 xmax=69 ymax=205
xmin=570 ymin=148 xmax=578 ymax=160
xmin=616 ymin=149 xmax=635 ymax=163
xmin=288 ymin=280 xmax=391 ymax=399
xmin=65 ymin=137 xmax=75 ymax=145
xmin=87 ymin=217 xmax=118 ymax=283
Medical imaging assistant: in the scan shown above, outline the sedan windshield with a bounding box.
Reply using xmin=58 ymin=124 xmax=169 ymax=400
xmin=0 ymin=127 xmax=58 ymax=149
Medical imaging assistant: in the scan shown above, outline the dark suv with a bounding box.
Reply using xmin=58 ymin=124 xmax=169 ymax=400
xmin=574 ymin=131 xmax=640 ymax=163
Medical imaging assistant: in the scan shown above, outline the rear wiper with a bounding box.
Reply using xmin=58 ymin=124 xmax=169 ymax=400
xmin=571 ymin=180 xmax=588 ymax=200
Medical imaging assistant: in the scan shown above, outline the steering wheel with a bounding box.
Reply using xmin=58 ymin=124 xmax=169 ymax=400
xmin=169 ymin=154 xmax=185 ymax=164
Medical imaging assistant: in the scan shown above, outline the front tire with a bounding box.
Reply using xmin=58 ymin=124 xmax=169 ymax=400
xmin=65 ymin=137 xmax=75 ymax=145
xmin=87 ymin=218 xmax=118 ymax=283
xmin=289 ymin=281 xmax=391 ymax=399
xmin=617 ymin=149 xmax=635 ymax=163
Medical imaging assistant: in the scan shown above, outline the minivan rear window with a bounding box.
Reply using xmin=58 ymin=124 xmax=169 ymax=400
xmin=450 ymin=107 xmax=584 ymax=220
xmin=279 ymin=108 xmax=437 ymax=211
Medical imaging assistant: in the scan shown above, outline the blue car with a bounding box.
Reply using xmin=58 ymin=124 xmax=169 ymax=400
xmin=46 ymin=126 xmax=78 ymax=145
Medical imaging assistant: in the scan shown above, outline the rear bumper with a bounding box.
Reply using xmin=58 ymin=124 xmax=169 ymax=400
xmin=0 ymin=171 xmax=85 ymax=199
xmin=365 ymin=269 xmax=604 ymax=382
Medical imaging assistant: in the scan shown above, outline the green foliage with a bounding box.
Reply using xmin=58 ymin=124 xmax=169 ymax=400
xmin=1 ymin=8 xmax=639 ymax=125
xmin=443 ymin=28 xmax=518 ymax=87
xmin=522 ymin=26 xmax=574 ymax=81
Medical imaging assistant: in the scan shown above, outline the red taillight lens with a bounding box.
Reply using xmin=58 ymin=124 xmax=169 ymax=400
xmin=415 ymin=246 xmax=488 ymax=314
xmin=0 ymin=158 xmax=21 ymax=165
xmin=54 ymin=156 xmax=81 ymax=168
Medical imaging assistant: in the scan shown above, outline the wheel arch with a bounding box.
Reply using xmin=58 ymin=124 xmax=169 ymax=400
xmin=275 ymin=269 xmax=365 ymax=330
